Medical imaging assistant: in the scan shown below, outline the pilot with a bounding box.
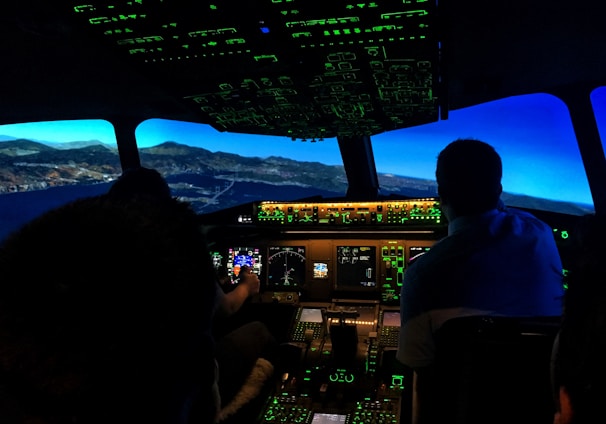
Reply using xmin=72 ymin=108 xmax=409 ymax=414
xmin=108 ymin=167 xmax=278 ymax=422
xmin=396 ymin=138 xmax=564 ymax=423
xmin=0 ymin=193 xmax=218 ymax=424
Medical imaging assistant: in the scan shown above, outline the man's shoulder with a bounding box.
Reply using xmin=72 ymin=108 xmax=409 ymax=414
xmin=405 ymin=238 xmax=466 ymax=280
xmin=503 ymin=205 xmax=546 ymax=222
xmin=501 ymin=207 xmax=554 ymax=234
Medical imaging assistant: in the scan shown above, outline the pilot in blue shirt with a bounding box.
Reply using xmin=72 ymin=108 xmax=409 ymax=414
xmin=396 ymin=139 xmax=564 ymax=370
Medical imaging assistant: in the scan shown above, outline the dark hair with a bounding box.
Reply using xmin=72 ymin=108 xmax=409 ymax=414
xmin=0 ymin=195 xmax=217 ymax=423
xmin=108 ymin=166 xmax=172 ymax=202
xmin=436 ymin=139 xmax=503 ymax=215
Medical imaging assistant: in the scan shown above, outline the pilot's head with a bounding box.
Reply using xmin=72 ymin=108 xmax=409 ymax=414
xmin=108 ymin=166 xmax=172 ymax=202
xmin=436 ymin=138 xmax=503 ymax=220
xmin=0 ymin=194 xmax=217 ymax=424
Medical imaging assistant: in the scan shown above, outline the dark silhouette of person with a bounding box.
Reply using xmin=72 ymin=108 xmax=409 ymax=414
xmin=396 ymin=139 xmax=564 ymax=423
xmin=107 ymin=167 xmax=278 ymax=421
xmin=0 ymin=192 xmax=218 ymax=424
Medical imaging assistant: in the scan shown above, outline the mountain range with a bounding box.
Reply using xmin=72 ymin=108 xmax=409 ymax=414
xmin=0 ymin=138 xmax=594 ymax=219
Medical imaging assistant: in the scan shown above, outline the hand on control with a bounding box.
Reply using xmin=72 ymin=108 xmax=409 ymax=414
xmin=239 ymin=265 xmax=260 ymax=296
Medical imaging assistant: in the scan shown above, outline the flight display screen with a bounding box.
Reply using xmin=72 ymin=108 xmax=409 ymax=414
xmin=409 ymin=245 xmax=431 ymax=265
xmin=300 ymin=308 xmax=324 ymax=323
xmin=267 ymin=245 xmax=306 ymax=290
xmin=226 ymin=246 xmax=262 ymax=284
xmin=336 ymin=245 xmax=376 ymax=289
xmin=313 ymin=262 xmax=329 ymax=279
xmin=382 ymin=311 xmax=401 ymax=327
xmin=311 ymin=413 xmax=347 ymax=424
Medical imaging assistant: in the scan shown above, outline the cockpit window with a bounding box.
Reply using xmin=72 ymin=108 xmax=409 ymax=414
xmin=591 ymin=86 xmax=606 ymax=160
xmin=0 ymin=119 xmax=118 ymax=241
xmin=135 ymin=118 xmax=346 ymax=214
xmin=373 ymin=93 xmax=594 ymax=216
xmin=0 ymin=93 xmax=597 ymax=242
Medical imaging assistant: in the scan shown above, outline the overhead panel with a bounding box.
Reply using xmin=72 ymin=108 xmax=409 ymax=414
xmin=71 ymin=0 xmax=439 ymax=139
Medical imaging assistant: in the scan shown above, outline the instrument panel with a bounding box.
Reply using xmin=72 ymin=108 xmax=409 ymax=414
xmin=258 ymin=300 xmax=407 ymax=424
xmin=210 ymin=196 xmax=578 ymax=423
xmin=208 ymin=197 xmax=444 ymax=423
xmin=255 ymin=198 xmax=442 ymax=226
xmin=213 ymin=237 xmax=435 ymax=306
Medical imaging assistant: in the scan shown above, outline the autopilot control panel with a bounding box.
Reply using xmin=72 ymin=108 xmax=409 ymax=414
xmin=254 ymin=198 xmax=442 ymax=227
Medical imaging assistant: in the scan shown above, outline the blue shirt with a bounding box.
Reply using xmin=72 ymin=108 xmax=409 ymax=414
xmin=396 ymin=205 xmax=564 ymax=368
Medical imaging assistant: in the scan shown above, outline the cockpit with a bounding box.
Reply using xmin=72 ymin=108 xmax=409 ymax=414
xmin=2 ymin=0 xmax=606 ymax=423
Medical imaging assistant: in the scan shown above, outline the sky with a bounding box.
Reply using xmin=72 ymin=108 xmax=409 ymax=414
xmin=1 ymin=90 xmax=605 ymax=207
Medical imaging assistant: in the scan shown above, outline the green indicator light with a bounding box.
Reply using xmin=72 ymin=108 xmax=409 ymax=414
xmin=561 ymin=230 xmax=569 ymax=239
xmin=253 ymin=55 xmax=278 ymax=62
xmin=90 ymin=17 xmax=110 ymax=25
xmin=74 ymin=5 xmax=94 ymax=13
xmin=226 ymin=39 xmax=245 ymax=45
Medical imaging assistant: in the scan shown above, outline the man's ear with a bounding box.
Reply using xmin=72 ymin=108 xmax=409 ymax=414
xmin=554 ymin=386 xmax=573 ymax=424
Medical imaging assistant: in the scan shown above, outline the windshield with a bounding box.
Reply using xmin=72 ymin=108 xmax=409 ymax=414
xmin=374 ymin=93 xmax=593 ymax=214
xmin=0 ymin=92 xmax=596 ymax=242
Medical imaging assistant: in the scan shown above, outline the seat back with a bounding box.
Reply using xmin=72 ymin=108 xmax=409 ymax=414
xmin=421 ymin=315 xmax=560 ymax=424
